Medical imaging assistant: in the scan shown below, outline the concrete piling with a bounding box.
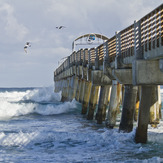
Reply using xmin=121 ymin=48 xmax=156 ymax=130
xmin=87 ymin=85 xmax=100 ymax=120
xmin=149 ymin=86 xmax=160 ymax=128
xmin=105 ymin=80 xmax=121 ymax=128
xmin=81 ymin=81 xmax=92 ymax=114
xmin=158 ymin=86 xmax=162 ymax=120
xmin=79 ymin=79 xmax=85 ymax=103
xmin=61 ymin=79 xmax=70 ymax=102
xmin=68 ymin=76 xmax=78 ymax=101
xmin=119 ymin=85 xmax=138 ymax=132
xmin=96 ymin=85 xmax=110 ymax=124
xmin=134 ymin=88 xmax=140 ymax=121
xmin=75 ymin=79 xmax=81 ymax=102
xmin=135 ymin=86 xmax=154 ymax=144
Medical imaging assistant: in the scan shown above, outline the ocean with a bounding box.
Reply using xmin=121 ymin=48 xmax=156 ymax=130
xmin=0 ymin=86 xmax=163 ymax=163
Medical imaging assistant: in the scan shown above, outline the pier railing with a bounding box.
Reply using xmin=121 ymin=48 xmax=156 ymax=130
xmin=54 ymin=4 xmax=163 ymax=77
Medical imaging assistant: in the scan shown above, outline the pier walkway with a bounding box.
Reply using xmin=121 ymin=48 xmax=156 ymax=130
xmin=54 ymin=4 xmax=163 ymax=143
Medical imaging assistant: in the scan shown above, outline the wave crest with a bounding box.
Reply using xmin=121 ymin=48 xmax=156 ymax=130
xmin=0 ymin=87 xmax=77 ymax=120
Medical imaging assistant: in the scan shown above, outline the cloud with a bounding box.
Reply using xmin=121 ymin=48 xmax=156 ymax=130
xmin=0 ymin=0 xmax=162 ymax=87
xmin=0 ymin=3 xmax=29 ymax=42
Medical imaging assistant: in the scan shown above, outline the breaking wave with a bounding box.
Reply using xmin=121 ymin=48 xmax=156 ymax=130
xmin=0 ymin=87 xmax=77 ymax=120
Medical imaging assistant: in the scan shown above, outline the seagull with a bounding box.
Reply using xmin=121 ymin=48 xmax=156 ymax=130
xmin=56 ymin=26 xmax=66 ymax=29
xmin=24 ymin=42 xmax=31 ymax=53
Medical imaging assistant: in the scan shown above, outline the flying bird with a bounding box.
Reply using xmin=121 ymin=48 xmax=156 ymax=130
xmin=56 ymin=26 xmax=66 ymax=29
xmin=24 ymin=42 xmax=31 ymax=53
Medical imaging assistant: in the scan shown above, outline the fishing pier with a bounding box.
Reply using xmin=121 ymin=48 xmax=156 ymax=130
xmin=54 ymin=4 xmax=163 ymax=143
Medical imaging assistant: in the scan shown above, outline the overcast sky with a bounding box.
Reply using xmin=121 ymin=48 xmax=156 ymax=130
xmin=0 ymin=0 xmax=162 ymax=87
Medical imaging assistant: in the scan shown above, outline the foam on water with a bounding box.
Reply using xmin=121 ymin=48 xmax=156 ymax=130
xmin=148 ymin=121 xmax=163 ymax=143
xmin=0 ymin=131 xmax=39 ymax=147
xmin=22 ymin=86 xmax=61 ymax=102
xmin=0 ymin=87 xmax=77 ymax=120
xmin=0 ymin=101 xmax=35 ymax=120
xmin=0 ymin=86 xmax=162 ymax=162
xmin=0 ymin=122 xmax=162 ymax=162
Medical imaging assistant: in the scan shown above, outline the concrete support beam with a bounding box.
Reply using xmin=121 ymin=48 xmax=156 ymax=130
xmin=82 ymin=67 xmax=87 ymax=79
xmin=106 ymin=80 xmax=121 ymax=128
xmin=103 ymin=64 xmax=115 ymax=80
xmin=87 ymin=85 xmax=100 ymax=120
xmin=112 ymin=69 xmax=132 ymax=84
xmin=133 ymin=60 xmax=163 ymax=85
xmin=81 ymin=81 xmax=92 ymax=114
xmin=119 ymin=85 xmax=138 ymax=132
xmin=135 ymin=85 xmax=154 ymax=144
xmin=96 ymin=85 xmax=110 ymax=124
xmin=91 ymin=70 xmax=112 ymax=86
xmin=77 ymin=66 xmax=83 ymax=78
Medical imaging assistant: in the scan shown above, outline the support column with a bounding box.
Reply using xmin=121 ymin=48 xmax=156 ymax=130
xmin=68 ymin=76 xmax=78 ymax=101
xmin=87 ymin=85 xmax=100 ymax=120
xmin=96 ymin=85 xmax=110 ymax=124
xmin=119 ymin=85 xmax=138 ymax=132
xmin=61 ymin=79 xmax=69 ymax=102
xmin=105 ymin=80 xmax=121 ymax=128
xmin=54 ymin=80 xmax=59 ymax=93
xmin=149 ymin=86 xmax=160 ymax=128
xmin=79 ymin=79 xmax=85 ymax=103
xmin=81 ymin=81 xmax=92 ymax=114
xmin=134 ymin=87 xmax=140 ymax=121
xmin=75 ymin=79 xmax=81 ymax=102
xmin=135 ymin=85 xmax=154 ymax=144
xmin=158 ymin=86 xmax=162 ymax=119
xmin=120 ymin=84 xmax=125 ymax=105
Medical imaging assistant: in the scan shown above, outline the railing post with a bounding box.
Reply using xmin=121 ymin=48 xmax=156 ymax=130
xmin=103 ymin=41 xmax=110 ymax=74
xmin=104 ymin=41 xmax=109 ymax=63
xmin=115 ymin=31 xmax=121 ymax=69
xmin=88 ymin=49 xmax=92 ymax=69
xmin=83 ymin=49 xmax=88 ymax=67
xmin=95 ymin=48 xmax=99 ymax=70
xmin=134 ymin=20 xmax=142 ymax=59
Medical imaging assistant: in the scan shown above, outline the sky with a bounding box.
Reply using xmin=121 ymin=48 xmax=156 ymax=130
xmin=0 ymin=0 xmax=162 ymax=87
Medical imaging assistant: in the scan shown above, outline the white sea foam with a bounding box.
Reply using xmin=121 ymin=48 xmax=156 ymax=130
xmin=0 ymin=90 xmax=30 ymax=102
xmin=33 ymin=99 xmax=77 ymax=115
xmin=148 ymin=121 xmax=163 ymax=143
xmin=0 ymin=101 xmax=35 ymax=120
xmin=0 ymin=87 xmax=162 ymax=162
xmin=22 ymin=86 xmax=61 ymax=102
xmin=0 ymin=131 xmax=39 ymax=147
xmin=0 ymin=87 xmax=77 ymax=120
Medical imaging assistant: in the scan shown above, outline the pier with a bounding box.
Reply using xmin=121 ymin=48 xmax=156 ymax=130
xmin=54 ymin=4 xmax=163 ymax=144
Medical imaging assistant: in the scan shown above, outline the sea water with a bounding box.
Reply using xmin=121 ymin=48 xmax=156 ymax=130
xmin=0 ymin=86 xmax=162 ymax=163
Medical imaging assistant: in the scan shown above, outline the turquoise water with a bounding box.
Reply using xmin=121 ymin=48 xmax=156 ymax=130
xmin=0 ymin=87 xmax=162 ymax=163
